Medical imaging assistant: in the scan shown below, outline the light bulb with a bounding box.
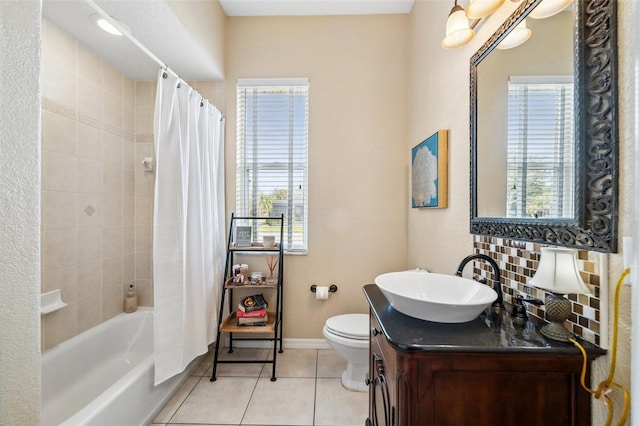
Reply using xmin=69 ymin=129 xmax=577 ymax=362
xmin=441 ymin=4 xmax=475 ymax=49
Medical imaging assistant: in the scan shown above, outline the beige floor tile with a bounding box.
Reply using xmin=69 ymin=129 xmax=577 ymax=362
xmin=317 ymin=349 xmax=346 ymax=378
xmin=314 ymin=378 xmax=369 ymax=426
xmin=153 ymin=376 xmax=199 ymax=423
xmin=170 ymin=377 xmax=258 ymax=425
xmin=260 ymin=348 xmax=317 ymax=379
xmin=215 ymin=347 xmax=270 ymax=377
xmin=241 ymin=377 xmax=315 ymax=425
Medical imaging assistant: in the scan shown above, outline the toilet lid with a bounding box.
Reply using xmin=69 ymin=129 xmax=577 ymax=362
xmin=325 ymin=314 xmax=369 ymax=340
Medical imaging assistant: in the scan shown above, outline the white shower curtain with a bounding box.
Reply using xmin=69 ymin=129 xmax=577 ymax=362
xmin=153 ymin=70 xmax=225 ymax=385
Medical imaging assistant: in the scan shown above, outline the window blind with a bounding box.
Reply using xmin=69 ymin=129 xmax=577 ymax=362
xmin=236 ymin=78 xmax=309 ymax=252
xmin=506 ymin=76 xmax=574 ymax=219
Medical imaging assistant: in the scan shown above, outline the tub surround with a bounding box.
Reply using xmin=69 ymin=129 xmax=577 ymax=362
xmin=364 ymin=284 xmax=604 ymax=425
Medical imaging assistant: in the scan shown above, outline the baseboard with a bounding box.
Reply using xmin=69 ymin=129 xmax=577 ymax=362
xmin=223 ymin=337 xmax=330 ymax=350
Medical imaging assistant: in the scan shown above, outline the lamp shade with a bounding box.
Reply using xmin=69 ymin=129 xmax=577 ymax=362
xmin=529 ymin=0 xmax=573 ymax=19
xmin=466 ymin=0 xmax=505 ymax=19
xmin=530 ymin=247 xmax=592 ymax=295
xmin=441 ymin=4 xmax=475 ymax=49
xmin=496 ymin=19 xmax=531 ymax=50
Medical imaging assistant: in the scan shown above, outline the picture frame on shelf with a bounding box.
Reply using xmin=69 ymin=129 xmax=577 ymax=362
xmin=235 ymin=225 xmax=252 ymax=247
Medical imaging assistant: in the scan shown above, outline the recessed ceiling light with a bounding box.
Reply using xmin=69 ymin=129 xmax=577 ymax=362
xmin=90 ymin=13 xmax=130 ymax=36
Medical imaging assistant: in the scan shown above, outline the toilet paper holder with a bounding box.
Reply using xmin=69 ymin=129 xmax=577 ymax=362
xmin=310 ymin=284 xmax=338 ymax=293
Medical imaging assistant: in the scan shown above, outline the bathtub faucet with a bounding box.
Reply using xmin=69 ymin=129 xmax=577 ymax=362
xmin=455 ymin=254 xmax=504 ymax=314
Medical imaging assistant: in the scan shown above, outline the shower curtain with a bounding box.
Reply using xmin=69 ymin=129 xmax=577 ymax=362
xmin=153 ymin=70 xmax=225 ymax=385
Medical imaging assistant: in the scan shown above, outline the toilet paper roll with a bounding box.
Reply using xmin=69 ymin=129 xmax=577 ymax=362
xmin=315 ymin=286 xmax=329 ymax=300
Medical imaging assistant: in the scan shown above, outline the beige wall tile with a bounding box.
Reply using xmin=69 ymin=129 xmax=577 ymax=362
xmin=123 ymin=196 xmax=135 ymax=226
xmin=134 ymin=169 xmax=155 ymax=197
xmin=135 ymin=107 xmax=154 ymax=136
xmin=77 ymin=77 xmax=102 ymax=125
xmin=77 ymin=43 xmax=102 ymax=85
xmin=77 ymin=193 xmax=102 ymax=228
xmin=102 ymin=194 xmax=123 ymax=226
xmin=103 ymin=131 xmax=123 ymax=167
xmin=77 ymin=227 xmax=102 ymax=263
xmin=102 ymin=284 xmax=123 ymax=320
xmin=135 ymin=252 xmax=152 ymax=280
xmin=123 ymin=103 xmax=135 ymax=135
xmin=77 ymin=260 xmax=102 ymax=300
xmin=135 ymin=224 xmax=152 ymax=253
xmin=77 ymin=122 xmax=102 ymax=162
xmin=102 ymin=255 xmax=123 ymax=288
xmin=76 ymin=294 xmax=102 ymax=334
xmin=123 ymin=139 xmax=135 ymax=170
xmin=123 ymin=253 xmax=135 ymax=283
xmin=45 ymin=62 xmax=76 ymax=114
xmin=42 ymin=302 xmax=77 ymax=350
xmin=42 ymin=190 xmax=77 ymax=230
xmin=42 ymin=110 xmax=76 ymax=156
xmin=123 ymin=168 xmax=135 ymax=197
xmin=43 ymin=151 xmax=78 ymax=192
xmin=135 ymin=81 xmax=155 ymax=108
xmin=134 ymin=279 xmax=153 ymax=307
xmin=43 ymin=21 xmax=76 ymax=73
xmin=42 ymin=229 xmax=77 ymax=270
xmin=102 ymin=64 xmax=122 ymax=98
xmin=135 ymin=196 xmax=153 ymax=225
xmin=123 ymin=225 xmax=135 ymax=254
xmin=41 ymin=265 xmax=77 ymax=304
xmin=102 ymin=165 xmax=123 ymax=196
xmin=103 ymin=226 xmax=123 ymax=258
xmin=77 ymin=159 xmax=102 ymax=194
xmin=135 ymin=142 xmax=154 ymax=171
xmin=103 ymin=92 xmax=123 ymax=132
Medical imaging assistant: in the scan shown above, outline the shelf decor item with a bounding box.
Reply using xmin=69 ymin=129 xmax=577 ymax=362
xmin=265 ymin=255 xmax=279 ymax=285
xmin=235 ymin=225 xmax=252 ymax=247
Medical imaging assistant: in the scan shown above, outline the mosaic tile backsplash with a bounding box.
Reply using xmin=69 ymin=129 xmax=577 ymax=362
xmin=473 ymin=236 xmax=602 ymax=346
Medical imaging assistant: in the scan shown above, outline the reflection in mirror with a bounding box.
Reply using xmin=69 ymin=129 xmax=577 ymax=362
xmin=470 ymin=0 xmax=618 ymax=252
xmin=476 ymin=9 xmax=574 ymax=219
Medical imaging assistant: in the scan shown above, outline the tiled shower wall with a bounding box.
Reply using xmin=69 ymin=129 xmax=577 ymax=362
xmin=41 ymin=21 xmax=226 ymax=350
xmin=473 ymin=235 xmax=603 ymax=346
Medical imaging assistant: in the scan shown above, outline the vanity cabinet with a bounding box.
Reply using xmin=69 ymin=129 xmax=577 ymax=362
xmin=364 ymin=284 xmax=605 ymax=426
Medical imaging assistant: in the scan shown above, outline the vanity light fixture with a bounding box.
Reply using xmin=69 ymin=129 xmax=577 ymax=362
xmin=528 ymin=0 xmax=572 ymax=19
xmin=441 ymin=0 xmax=476 ymax=50
xmin=529 ymin=247 xmax=592 ymax=342
xmin=90 ymin=13 xmax=130 ymax=36
xmin=496 ymin=18 xmax=531 ymax=49
xmin=466 ymin=0 xmax=505 ymax=19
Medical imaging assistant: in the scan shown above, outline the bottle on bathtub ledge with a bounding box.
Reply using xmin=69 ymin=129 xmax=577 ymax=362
xmin=124 ymin=284 xmax=138 ymax=313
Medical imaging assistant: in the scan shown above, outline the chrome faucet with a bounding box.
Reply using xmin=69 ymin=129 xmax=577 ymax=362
xmin=455 ymin=254 xmax=504 ymax=314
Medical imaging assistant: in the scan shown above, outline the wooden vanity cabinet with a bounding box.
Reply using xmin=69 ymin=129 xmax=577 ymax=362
xmin=368 ymin=312 xmax=595 ymax=426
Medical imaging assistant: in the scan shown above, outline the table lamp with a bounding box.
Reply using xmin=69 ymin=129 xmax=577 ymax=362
xmin=529 ymin=247 xmax=592 ymax=342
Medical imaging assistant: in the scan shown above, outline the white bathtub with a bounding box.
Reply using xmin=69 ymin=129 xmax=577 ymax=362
xmin=41 ymin=308 xmax=197 ymax=426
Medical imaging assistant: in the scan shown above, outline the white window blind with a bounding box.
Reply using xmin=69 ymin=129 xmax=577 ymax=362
xmin=236 ymin=78 xmax=309 ymax=253
xmin=506 ymin=76 xmax=574 ymax=219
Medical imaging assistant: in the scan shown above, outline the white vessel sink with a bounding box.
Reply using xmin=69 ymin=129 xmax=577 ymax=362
xmin=374 ymin=270 xmax=497 ymax=323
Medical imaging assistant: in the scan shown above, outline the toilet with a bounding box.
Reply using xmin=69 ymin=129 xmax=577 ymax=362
xmin=322 ymin=313 xmax=370 ymax=392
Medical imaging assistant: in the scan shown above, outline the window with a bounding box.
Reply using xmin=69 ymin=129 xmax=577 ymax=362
xmin=236 ymin=78 xmax=309 ymax=253
xmin=506 ymin=76 xmax=574 ymax=219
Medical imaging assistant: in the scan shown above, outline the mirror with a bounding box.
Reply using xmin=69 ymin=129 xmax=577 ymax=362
xmin=470 ymin=0 xmax=618 ymax=252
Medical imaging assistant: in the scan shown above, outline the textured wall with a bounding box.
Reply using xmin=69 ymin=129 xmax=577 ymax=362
xmin=0 ymin=1 xmax=42 ymax=424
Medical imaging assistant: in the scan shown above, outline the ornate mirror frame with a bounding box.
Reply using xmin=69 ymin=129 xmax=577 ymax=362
xmin=470 ymin=0 xmax=618 ymax=252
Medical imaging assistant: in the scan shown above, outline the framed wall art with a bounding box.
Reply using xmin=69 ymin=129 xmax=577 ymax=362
xmin=411 ymin=130 xmax=448 ymax=208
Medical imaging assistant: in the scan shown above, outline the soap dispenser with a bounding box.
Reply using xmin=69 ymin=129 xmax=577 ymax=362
xmin=124 ymin=284 xmax=138 ymax=313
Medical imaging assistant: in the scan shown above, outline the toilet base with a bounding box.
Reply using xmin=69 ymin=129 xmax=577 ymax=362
xmin=341 ymin=362 xmax=369 ymax=392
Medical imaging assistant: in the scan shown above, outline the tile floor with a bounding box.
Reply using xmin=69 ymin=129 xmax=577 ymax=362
xmin=152 ymin=347 xmax=368 ymax=426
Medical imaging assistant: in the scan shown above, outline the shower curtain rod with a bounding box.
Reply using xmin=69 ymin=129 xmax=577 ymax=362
xmin=85 ymin=0 xmax=181 ymax=82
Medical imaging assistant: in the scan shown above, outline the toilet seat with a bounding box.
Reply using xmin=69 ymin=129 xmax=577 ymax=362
xmin=325 ymin=314 xmax=369 ymax=340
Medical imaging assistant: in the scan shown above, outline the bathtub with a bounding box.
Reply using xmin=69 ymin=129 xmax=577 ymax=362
xmin=41 ymin=308 xmax=198 ymax=426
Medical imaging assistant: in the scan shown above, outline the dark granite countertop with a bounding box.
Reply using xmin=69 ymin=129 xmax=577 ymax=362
xmin=363 ymin=284 xmax=606 ymax=357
